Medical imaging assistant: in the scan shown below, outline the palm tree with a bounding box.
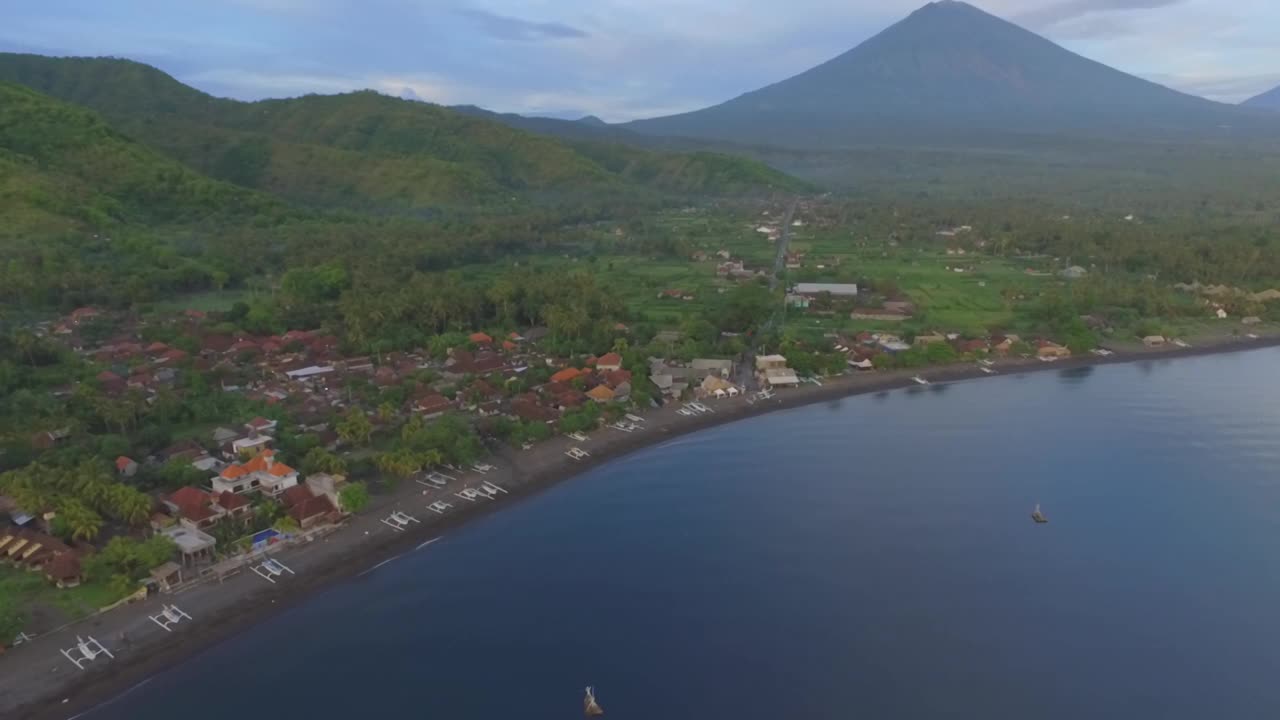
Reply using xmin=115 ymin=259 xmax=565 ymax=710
xmin=60 ymin=501 xmax=103 ymax=542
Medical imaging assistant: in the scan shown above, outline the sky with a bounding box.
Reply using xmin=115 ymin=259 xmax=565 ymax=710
xmin=3 ymin=0 xmax=1279 ymax=121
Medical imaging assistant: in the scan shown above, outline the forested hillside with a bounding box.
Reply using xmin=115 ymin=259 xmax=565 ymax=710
xmin=0 ymin=82 xmax=279 ymax=233
xmin=0 ymin=53 xmax=807 ymax=211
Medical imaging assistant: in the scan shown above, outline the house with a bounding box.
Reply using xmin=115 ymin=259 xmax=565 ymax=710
xmin=755 ymin=355 xmax=788 ymax=371
xmin=244 ymin=417 xmax=278 ymax=435
xmin=414 ymin=392 xmax=453 ymax=419
xmin=512 ymin=396 xmax=558 ymax=424
xmin=212 ymin=427 xmax=240 ymax=444
xmin=786 ymin=294 xmax=811 ymax=309
xmin=115 ymin=456 xmax=138 ymax=477
xmin=281 ymin=485 xmax=339 ymax=530
xmin=586 ymin=385 xmax=616 ymax=403
xmin=1037 ymin=341 xmax=1072 ymax=359
xmin=596 ymin=353 xmax=623 ymax=372
xmin=550 ymin=367 xmax=583 ymax=384
xmin=1215 ymin=308 xmax=1229 ymax=319
xmin=231 ymin=434 xmax=273 ymax=457
xmin=764 ymin=367 xmax=801 ymax=388
xmin=212 ymin=450 xmax=299 ymax=496
xmin=161 ymin=525 xmax=216 ymax=566
xmin=700 ymin=375 xmax=735 ymax=397
xmin=691 ymin=358 xmax=734 ymax=378
xmin=165 ymin=487 xmax=220 ymax=529
xmin=216 ymin=491 xmax=252 ymax=519
xmin=955 ymin=339 xmax=989 ymax=355
xmin=469 ymin=332 xmax=493 ymax=345
xmin=992 ymin=335 xmax=1022 ymax=355
xmin=1060 ymin=266 xmax=1088 ymax=279
xmin=1142 ymin=335 xmax=1167 ymax=347
xmin=602 ymin=369 xmax=632 ymax=388
xmin=794 ymin=283 xmax=858 ymax=298
xmin=45 ymin=552 xmax=83 ymax=589
xmin=306 ymin=473 xmax=347 ymax=511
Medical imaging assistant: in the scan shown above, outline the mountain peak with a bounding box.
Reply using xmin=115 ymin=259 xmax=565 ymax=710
xmin=625 ymin=1 xmax=1243 ymax=145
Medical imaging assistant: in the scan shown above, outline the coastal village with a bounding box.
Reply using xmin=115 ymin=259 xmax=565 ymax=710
xmin=2 ymin=200 xmax=1278 ymax=715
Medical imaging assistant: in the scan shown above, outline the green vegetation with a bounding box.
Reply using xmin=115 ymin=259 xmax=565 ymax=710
xmin=0 ymin=53 xmax=805 ymax=213
xmin=339 ymin=483 xmax=370 ymax=513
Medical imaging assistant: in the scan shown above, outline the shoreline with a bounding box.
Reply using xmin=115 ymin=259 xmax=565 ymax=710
xmin=6 ymin=333 xmax=1280 ymax=720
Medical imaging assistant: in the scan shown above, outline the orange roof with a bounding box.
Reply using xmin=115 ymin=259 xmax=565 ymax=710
xmin=222 ymin=449 xmax=278 ymax=478
xmin=549 ymin=367 xmax=581 ymax=384
xmin=587 ymin=385 xmax=615 ymax=401
xmin=268 ymin=462 xmax=296 ymax=477
xmin=469 ymin=332 xmax=493 ymax=344
xmin=597 ymin=352 xmax=622 ymax=367
xmin=502 ymin=340 xmax=517 ymax=351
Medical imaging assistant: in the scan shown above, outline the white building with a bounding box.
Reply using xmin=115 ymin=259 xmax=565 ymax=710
xmin=212 ymin=449 xmax=299 ymax=496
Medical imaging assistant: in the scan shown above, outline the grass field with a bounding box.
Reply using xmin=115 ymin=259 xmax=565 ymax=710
xmin=0 ymin=565 xmax=126 ymax=631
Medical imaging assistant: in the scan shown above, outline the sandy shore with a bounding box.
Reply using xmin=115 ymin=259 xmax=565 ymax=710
xmin=4 ymin=332 xmax=1278 ymax=720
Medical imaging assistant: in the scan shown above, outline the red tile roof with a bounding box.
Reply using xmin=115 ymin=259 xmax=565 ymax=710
xmin=288 ymin=494 xmax=337 ymax=523
xmin=549 ymin=367 xmax=582 ymax=384
xmin=280 ymin=484 xmax=314 ymax=509
xmin=169 ymin=486 xmax=211 ymax=508
xmin=469 ymin=332 xmax=493 ymax=344
xmin=115 ymin=456 xmax=135 ymax=471
xmin=46 ymin=552 xmax=82 ymax=581
xmin=596 ymin=352 xmax=623 ymax=368
xmin=217 ymin=491 xmax=250 ymax=511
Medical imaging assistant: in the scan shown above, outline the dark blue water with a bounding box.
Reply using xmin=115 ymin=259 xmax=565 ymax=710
xmin=88 ymin=349 xmax=1280 ymax=719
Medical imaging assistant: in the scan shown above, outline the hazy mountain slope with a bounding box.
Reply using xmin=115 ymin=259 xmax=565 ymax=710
xmin=625 ymin=1 xmax=1262 ymax=146
xmin=1244 ymin=85 xmax=1280 ymax=110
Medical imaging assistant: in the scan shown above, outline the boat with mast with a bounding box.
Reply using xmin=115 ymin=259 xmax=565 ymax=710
xmin=1031 ymin=504 xmax=1048 ymax=524
xmin=584 ymin=686 xmax=604 ymax=716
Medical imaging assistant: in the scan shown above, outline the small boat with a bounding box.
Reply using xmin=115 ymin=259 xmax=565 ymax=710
xmin=584 ymin=686 xmax=604 ymax=716
xmin=911 ymin=376 xmax=929 ymax=386
xmin=1031 ymin=504 xmax=1048 ymax=524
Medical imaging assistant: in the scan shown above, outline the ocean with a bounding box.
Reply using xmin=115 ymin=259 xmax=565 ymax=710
xmin=84 ymin=349 xmax=1280 ymax=719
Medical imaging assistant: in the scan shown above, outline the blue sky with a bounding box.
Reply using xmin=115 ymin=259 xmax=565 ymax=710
xmin=4 ymin=0 xmax=1279 ymax=120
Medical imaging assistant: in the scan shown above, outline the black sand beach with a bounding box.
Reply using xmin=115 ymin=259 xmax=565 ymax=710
xmin=4 ymin=333 xmax=1278 ymax=720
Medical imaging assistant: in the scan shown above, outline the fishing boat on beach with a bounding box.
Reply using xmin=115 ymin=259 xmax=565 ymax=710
xmin=584 ymin=686 xmax=604 ymax=716
xmin=911 ymin=375 xmax=929 ymax=386
xmin=1031 ymin=504 xmax=1048 ymax=524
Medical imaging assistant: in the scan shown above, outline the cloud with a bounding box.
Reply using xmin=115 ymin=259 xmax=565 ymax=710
xmin=1016 ymin=0 xmax=1186 ymax=28
xmin=454 ymin=7 xmax=588 ymax=41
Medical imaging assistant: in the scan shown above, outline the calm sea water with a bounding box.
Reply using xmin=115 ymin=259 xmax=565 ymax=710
xmin=87 ymin=349 xmax=1280 ymax=719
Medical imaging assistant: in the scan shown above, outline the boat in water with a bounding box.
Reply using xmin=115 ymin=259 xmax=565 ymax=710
xmin=1031 ymin=504 xmax=1048 ymax=524
xmin=584 ymin=686 xmax=604 ymax=716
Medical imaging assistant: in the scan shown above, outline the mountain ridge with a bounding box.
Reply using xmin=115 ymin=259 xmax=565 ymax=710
xmin=0 ymin=53 xmax=807 ymax=210
xmin=1244 ymin=85 xmax=1280 ymax=110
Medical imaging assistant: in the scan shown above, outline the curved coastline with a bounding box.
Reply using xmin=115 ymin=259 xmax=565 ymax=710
xmin=7 ymin=334 xmax=1280 ymax=720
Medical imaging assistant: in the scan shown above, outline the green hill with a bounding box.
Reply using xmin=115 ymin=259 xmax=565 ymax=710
xmin=0 ymin=81 xmax=279 ymax=239
xmin=0 ymin=53 xmax=807 ymax=210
